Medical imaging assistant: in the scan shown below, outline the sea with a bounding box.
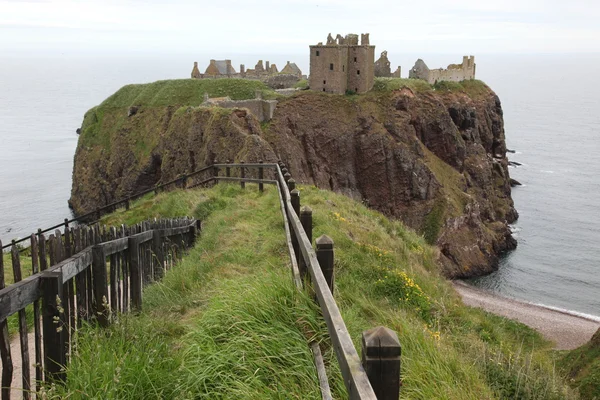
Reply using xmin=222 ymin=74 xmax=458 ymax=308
xmin=0 ymin=51 xmax=598 ymax=318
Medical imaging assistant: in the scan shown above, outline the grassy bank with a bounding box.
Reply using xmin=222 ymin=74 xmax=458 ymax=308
xmin=46 ymin=183 xmax=578 ymax=399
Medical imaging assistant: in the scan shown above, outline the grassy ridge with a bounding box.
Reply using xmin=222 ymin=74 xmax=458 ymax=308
xmin=46 ymin=184 xmax=578 ymax=399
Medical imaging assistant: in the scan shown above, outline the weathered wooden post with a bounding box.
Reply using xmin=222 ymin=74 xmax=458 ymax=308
xmin=240 ymin=160 xmax=246 ymax=189
xmin=128 ymin=237 xmax=142 ymax=311
xmin=64 ymin=218 xmax=71 ymax=257
xmin=182 ymin=174 xmax=188 ymax=188
xmin=213 ymin=158 xmax=219 ymax=178
xmin=361 ymin=326 xmax=401 ymax=400
xmin=91 ymin=245 xmax=109 ymax=327
xmin=287 ymin=178 xmax=296 ymax=191
xmin=30 ymin=234 xmax=43 ymax=384
xmin=154 ymin=185 xmax=159 ymax=195
xmin=299 ymin=206 xmax=312 ymax=282
xmin=290 ymin=189 xmax=301 ymax=266
xmin=316 ymin=235 xmax=334 ymax=294
xmin=41 ymin=270 xmax=67 ymax=383
xmin=11 ymin=242 xmax=31 ymax=398
xmin=226 ymin=160 xmax=231 ymax=178
xmin=0 ymin=239 xmax=13 ymax=398
xmin=259 ymin=160 xmax=264 ymax=192
xmin=95 ymin=208 xmax=101 ymax=221
xmin=282 ymin=167 xmax=288 ymax=175
xmin=152 ymin=227 xmax=164 ymax=280
xmin=125 ymin=198 xmax=130 ymax=211
xmin=284 ymin=172 xmax=292 ymax=184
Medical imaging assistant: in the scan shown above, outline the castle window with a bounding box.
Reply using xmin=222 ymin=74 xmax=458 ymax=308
xmin=323 ymin=88 xmax=326 ymax=92
xmin=330 ymin=63 xmax=333 ymax=70
xmin=357 ymin=70 xmax=360 ymax=75
xmin=316 ymin=51 xmax=320 ymax=56
xmin=355 ymin=88 xmax=358 ymax=92
xmin=343 ymin=65 xmax=345 ymax=71
xmin=354 ymin=57 xmax=357 ymax=62
xmin=323 ymin=80 xmax=326 ymax=84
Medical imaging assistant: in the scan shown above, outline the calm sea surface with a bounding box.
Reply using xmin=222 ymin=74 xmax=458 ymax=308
xmin=0 ymin=52 xmax=598 ymax=317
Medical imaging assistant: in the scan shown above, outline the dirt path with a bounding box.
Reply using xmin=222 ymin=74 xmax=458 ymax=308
xmin=453 ymin=281 xmax=600 ymax=350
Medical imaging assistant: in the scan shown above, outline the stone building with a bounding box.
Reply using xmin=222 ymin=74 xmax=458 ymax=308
xmin=309 ymin=33 xmax=375 ymax=94
xmin=204 ymin=59 xmax=237 ymax=77
xmin=409 ymin=56 xmax=476 ymax=84
xmin=374 ymin=51 xmax=401 ymax=78
xmin=281 ymin=61 xmax=302 ymax=78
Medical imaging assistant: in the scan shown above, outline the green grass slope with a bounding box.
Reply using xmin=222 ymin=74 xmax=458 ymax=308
xmin=47 ymin=184 xmax=578 ymax=399
xmin=562 ymin=329 xmax=600 ymax=399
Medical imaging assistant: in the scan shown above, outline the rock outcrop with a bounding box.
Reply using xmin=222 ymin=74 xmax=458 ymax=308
xmin=70 ymin=81 xmax=517 ymax=278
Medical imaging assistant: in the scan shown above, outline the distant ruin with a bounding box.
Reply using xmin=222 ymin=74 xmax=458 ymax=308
xmin=374 ymin=51 xmax=401 ymax=78
xmin=409 ymin=56 xmax=476 ymax=84
xmin=309 ymin=33 xmax=375 ymax=94
xmin=191 ymin=59 xmax=303 ymax=81
xmin=201 ymin=91 xmax=277 ymax=122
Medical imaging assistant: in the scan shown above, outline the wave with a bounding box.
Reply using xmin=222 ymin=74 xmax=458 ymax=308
xmin=531 ymin=303 xmax=600 ymax=323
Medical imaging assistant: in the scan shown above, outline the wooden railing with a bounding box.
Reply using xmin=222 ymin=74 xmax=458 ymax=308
xmin=0 ymin=217 xmax=199 ymax=399
xmin=1 ymin=160 xmax=400 ymax=399
xmin=211 ymin=162 xmax=401 ymax=400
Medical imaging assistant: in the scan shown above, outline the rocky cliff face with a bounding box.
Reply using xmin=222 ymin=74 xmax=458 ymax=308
xmin=71 ymin=82 xmax=517 ymax=278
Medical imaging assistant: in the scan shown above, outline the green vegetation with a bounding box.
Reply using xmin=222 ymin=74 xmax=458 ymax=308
xmin=562 ymin=331 xmax=600 ymax=399
xmin=373 ymin=77 xmax=490 ymax=97
xmin=47 ymin=183 xmax=578 ymax=399
xmin=99 ymin=79 xmax=276 ymax=108
xmin=78 ymin=79 xmax=278 ymax=158
xmin=373 ymin=77 xmax=433 ymax=93
xmin=293 ymin=79 xmax=308 ymax=89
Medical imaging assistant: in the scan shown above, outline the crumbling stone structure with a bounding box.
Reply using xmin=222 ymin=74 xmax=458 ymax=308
xmin=191 ymin=59 xmax=302 ymax=82
xmin=309 ymin=33 xmax=375 ymax=94
xmin=409 ymin=56 xmax=476 ymax=84
xmin=202 ymin=91 xmax=277 ymax=122
xmin=374 ymin=51 xmax=401 ymax=78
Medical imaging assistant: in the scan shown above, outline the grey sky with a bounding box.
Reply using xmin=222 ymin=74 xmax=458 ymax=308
xmin=1 ymin=0 xmax=599 ymax=54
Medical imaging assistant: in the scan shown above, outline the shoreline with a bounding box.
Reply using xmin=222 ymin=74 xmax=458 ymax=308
xmin=453 ymin=280 xmax=600 ymax=350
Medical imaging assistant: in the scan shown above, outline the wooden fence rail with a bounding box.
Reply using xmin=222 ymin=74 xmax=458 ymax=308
xmin=0 ymin=217 xmax=199 ymax=399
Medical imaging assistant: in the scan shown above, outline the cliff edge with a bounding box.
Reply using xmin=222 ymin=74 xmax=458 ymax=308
xmin=70 ymin=78 xmax=517 ymax=278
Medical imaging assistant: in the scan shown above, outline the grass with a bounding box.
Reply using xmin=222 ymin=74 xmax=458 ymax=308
xmin=373 ymin=77 xmax=491 ymax=98
xmin=46 ymin=183 xmax=579 ymax=399
xmin=561 ymin=331 xmax=600 ymax=399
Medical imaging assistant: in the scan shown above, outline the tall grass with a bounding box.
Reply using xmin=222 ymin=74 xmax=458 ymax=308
xmin=49 ymin=183 xmax=577 ymax=399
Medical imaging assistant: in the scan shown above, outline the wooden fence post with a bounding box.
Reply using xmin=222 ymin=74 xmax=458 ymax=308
xmin=126 ymin=198 xmax=130 ymax=211
xmin=64 ymin=219 xmax=71 ymax=257
xmin=287 ymin=178 xmax=296 ymax=191
xmin=11 ymin=242 xmax=30 ymax=398
xmin=290 ymin=189 xmax=301 ymax=267
xmin=91 ymin=245 xmax=109 ymax=327
xmin=226 ymin=160 xmax=231 ymax=178
xmin=41 ymin=270 xmax=67 ymax=384
xmin=30 ymin=234 xmax=43 ymax=385
xmin=240 ymin=161 xmax=246 ymax=189
xmin=152 ymin=228 xmax=164 ymax=280
xmin=361 ymin=326 xmax=401 ymax=400
xmin=259 ymin=160 xmax=264 ymax=192
xmin=284 ymin=172 xmax=292 ymax=183
xmin=213 ymin=159 xmax=219 ymax=178
xmin=315 ymin=235 xmax=334 ymax=294
xmin=299 ymin=206 xmax=312 ymax=282
xmin=128 ymin=237 xmax=142 ymax=311
xmin=0 ymin=239 xmax=13 ymax=399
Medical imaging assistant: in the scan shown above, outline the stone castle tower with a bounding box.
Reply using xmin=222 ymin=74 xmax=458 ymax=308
xmin=309 ymin=33 xmax=375 ymax=94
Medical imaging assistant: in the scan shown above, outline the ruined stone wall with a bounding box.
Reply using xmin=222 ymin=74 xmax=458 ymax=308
xmin=309 ymin=45 xmax=349 ymax=94
xmin=410 ymin=56 xmax=476 ymax=84
xmin=207 ymin=98 xmax=277 ymax=122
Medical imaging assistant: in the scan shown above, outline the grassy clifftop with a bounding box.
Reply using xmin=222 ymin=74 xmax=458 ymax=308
xmin=51 ymin=183 xmax=577 ymax=399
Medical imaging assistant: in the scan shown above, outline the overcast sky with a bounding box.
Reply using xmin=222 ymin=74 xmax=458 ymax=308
xmin=1 ymin=0 xmax=599 ymax=55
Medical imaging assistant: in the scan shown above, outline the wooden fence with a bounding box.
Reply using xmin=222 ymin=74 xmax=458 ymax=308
xmin=211 ymin=162 xmax=401 ymax=400
xmin=1 ymin=159 xmax=400 ymax=399
xmin=0 ymin=217 xmax=199 ymax=399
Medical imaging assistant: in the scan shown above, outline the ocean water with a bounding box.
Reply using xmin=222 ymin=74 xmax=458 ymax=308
xmin=0 ymin=52 xmax=598 ymax=317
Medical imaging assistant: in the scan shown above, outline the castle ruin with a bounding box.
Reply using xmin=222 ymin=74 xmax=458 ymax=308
xmin=191 ymin=59 xmax=302 ymax=81
xmin=409 ymin=56 xmax=476 ymax=84
xmin=309 ymin=33 xmax=375 ymax=94
xmin=374 ymin=51 xmax=401 ymax=78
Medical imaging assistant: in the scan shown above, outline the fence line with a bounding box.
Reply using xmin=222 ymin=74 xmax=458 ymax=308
xmin=0 ymin=217 xmax=199 ymax=398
